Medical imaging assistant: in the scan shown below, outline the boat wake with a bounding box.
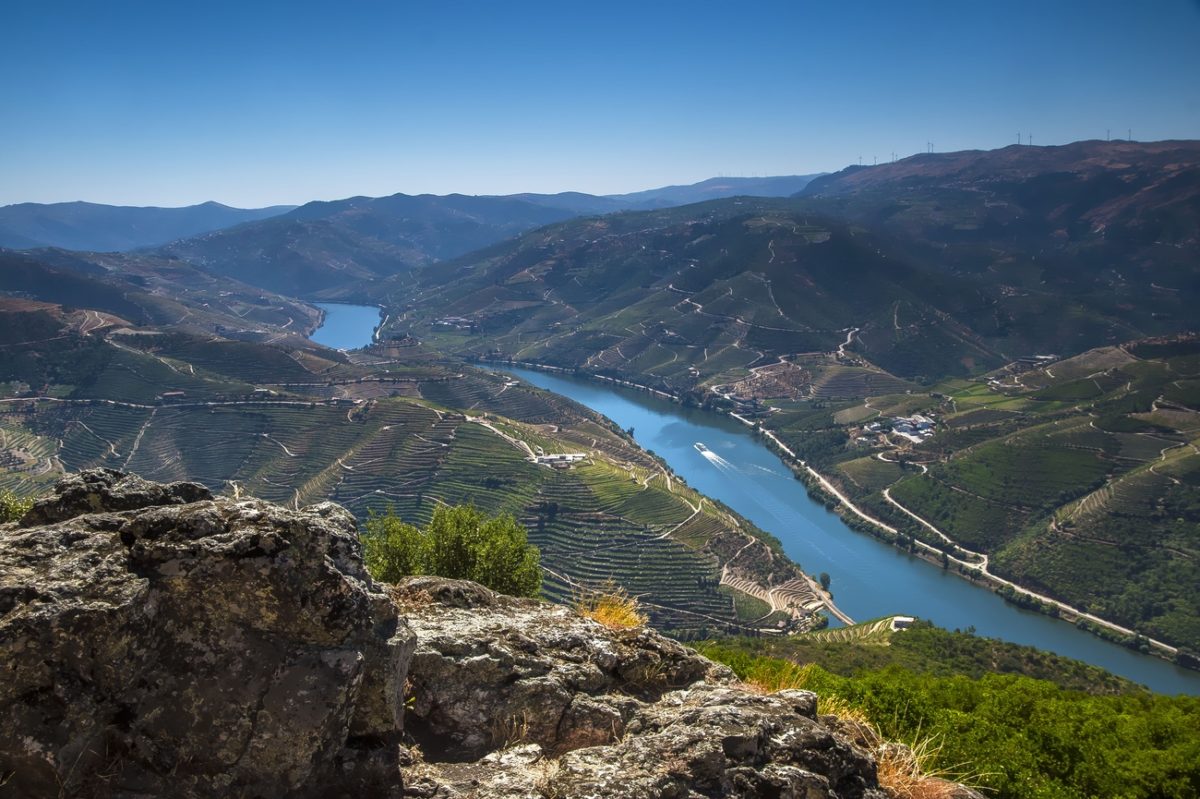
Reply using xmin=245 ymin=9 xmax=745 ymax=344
xmin=694 ymin=442 xmax=736 ymax=472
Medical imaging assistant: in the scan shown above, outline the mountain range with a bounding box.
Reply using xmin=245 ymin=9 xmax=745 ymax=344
xmin=0 ymin=200 xmax=297 ymax=252
xmin=0 ymin=174 xmax=822 ymax=279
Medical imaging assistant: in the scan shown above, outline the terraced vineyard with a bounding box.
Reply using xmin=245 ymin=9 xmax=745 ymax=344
xmin=820 ymin=339 xmax=1200 ymax=651
xmin=1 ymin=319 xmax=820 ymax=637
xmin=801 ymin=617 xmax=904 ymax=645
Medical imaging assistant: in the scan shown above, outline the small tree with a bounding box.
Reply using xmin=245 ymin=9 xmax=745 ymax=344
xmin=364 ymin=504 xmax=542 ymax=598
xmin=818 ymin=572 xmax=831 ymax=591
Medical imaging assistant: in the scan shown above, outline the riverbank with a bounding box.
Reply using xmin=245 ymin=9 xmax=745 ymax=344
xmin=474 ymin=359 xmax=854 ymax=627
xmin=479 ymin=358 xmax=1190 ymax=671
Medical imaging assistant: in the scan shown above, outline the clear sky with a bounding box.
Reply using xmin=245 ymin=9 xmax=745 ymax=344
xmin=2 ymin=0 xmax=1198 ymax=207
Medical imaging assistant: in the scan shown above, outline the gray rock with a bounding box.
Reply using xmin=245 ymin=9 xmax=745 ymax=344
xmin=398 ymin=577 xmax=886 ymax=799
xmin=1 ymin=469 xmax=414 ymax=798
xmin=18 ymin=468 xmax=213 ymax=526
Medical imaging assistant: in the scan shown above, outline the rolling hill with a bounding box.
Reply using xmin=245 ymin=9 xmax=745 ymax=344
xmin=384 ymin=141 xmax=1198 ymax=390
xmin=0 ymin=248 xmax=320 ymax=344
xmin=153 ymin=176 xmax=826 ymax=297
xmin=156 ymin=193 xmax=585 ymax=296
xmin=0 ymin=200 xmax=295 ymax=251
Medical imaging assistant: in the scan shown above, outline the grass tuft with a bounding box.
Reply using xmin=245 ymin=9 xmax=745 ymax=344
xmin=574 ymin=580 xmax=647 ymax=629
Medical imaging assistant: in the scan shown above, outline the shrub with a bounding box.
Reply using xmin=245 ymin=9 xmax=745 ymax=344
xmin=0 ymin=489 xmax=33 ymax=523
xmin=363 ymin=504 xmax=542 ymax=597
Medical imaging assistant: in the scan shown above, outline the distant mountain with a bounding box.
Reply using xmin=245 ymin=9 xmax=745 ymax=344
xmin=797 ymin=140 xmax=1200 ymax=267
xmin=157 ymin=193 xmax=582 ymax=296
xmin=608 ymin=174 xmax=825 ymax=208
xmin=154 ymin=178 xmax=829 ymax=296
xmin=504 ymin=192 xmax=627 ymax=215
xmin=0 ymin=201 xmax=296 ymax=252
xmin=509 ymin=175 xmax=826 ymax=214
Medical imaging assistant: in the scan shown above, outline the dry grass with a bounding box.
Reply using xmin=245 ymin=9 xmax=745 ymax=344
xmin=732 ymin=659 xmax=982 ymax=799
xmin=816 ymin=693 xmax=875 ymax=731
xmin=743 ymin=660 xmax=817 ymax=694
xmin=874 ymin=727 xmax=991 ymax=799
xmin=877 ymin=737 xmax=960 ymax=799
xmin=389 ymin=585 xmax=434 ymax=611
xmin=574 ymin=581 xmax=647 ymax=629
xmin=490 ymin=710 xmax=531 ymax=749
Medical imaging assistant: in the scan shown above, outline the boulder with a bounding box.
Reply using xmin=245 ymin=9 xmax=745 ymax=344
xmin=0 ymin=469 xmax=414 ymax=798
xmin=397 ymin=576 xmax=886 ymax=799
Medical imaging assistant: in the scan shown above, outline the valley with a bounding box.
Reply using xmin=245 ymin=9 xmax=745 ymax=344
xmin=370 ymin=141 xmax=1200 ymax=666
xmin=0 ymin=300 xmax=822 ymax=640
xmin=2 ymin=140 xmax=1197 ymax=690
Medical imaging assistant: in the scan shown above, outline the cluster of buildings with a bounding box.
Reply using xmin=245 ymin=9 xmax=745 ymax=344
xmin=533 ymin=452 xmax=588 ymax=470
xmin=432 ymin=316 xmax=477 ymax=332
xmin=861 ymin=413 xmax=936 ymax=444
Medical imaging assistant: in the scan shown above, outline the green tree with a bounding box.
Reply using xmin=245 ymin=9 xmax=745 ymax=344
xmin=364 ymin=504 xmax=542 ymax=597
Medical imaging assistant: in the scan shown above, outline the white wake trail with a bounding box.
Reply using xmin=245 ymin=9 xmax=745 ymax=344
xmin=695 ymin=443 xmax=736 ymax=472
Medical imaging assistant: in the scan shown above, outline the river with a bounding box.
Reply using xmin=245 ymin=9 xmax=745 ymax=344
xmin=496 ymin=366 xmax=1200 ymax=695
xmin=308 ymin=303 xmax=381 ymax=350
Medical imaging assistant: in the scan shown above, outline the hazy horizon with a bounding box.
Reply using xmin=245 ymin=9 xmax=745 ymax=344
xmin=3 ymin=0 xmax=1198 ymax=207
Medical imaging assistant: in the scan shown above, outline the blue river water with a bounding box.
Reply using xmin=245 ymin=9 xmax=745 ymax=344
xmin=308 ymin=303 xmax=381 ymax=350
xmin=496 ymin=366 xmax=1200 ymax=695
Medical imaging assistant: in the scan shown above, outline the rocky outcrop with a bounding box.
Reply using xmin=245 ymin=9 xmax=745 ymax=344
xmin=0 ymin=469 xmax=413 ymax=798
xmin=397 ymin=577 xmax=885 ymax=799
xmin=1 ymin=470 xmax=968 ymax=798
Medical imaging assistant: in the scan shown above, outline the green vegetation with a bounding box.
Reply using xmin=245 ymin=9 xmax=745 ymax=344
xmin=0 ymin=489 xmax=33 ymax=522
xmin=703 ymin=620 xmax=1136 ymax=694
xmin=364 ymin=504 xmax=542 ymax=597
xmin=697 ymin=639 xmax=1200 ymax=799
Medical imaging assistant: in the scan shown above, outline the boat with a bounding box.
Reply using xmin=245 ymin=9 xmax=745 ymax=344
xmin=693 ymin=442 xmax=708 ymax=453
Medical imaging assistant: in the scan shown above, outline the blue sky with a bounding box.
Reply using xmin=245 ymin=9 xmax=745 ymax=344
xmin=2 ymin=0 xmax=1198 ymax=207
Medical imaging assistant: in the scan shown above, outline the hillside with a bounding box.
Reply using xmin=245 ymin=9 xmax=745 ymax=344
xmin=156 ymin=193 xmax=584 ymax=296
xmin=0 ymin=200 xmax=294 ymax=251
xmin=703 ymin=617 xmax=1139 ymax=693
xmin=387 ymin=141 xmax=1197 ymax=388
xmin=0 ymin=248 xmax=322 ymax=345
xmin=706 ymin=335 xmax=1200 ymax=654
xmin=0 ymin=300 xmax=824 ymax=638
xmin=381 ymin=200 xmax=1010 ymax=384
xmin=796 ymin=140 xmax=1199 ymax=329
